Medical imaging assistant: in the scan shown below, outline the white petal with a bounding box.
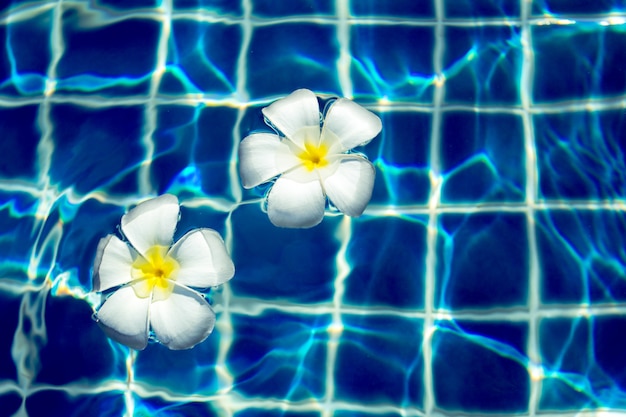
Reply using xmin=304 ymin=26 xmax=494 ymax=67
xmin=323 ymin=157 xmax=375 ymax=217
xmin=92 ymin=235 xmax=135 ymax=292
xmin=238 ymin=133 xmax=300 ymax=188
xmin=121 ymin=194 xmax=179 ymax=256
xmin=150 ymin=284 xmax=216 ymax=350
xmin=96 ymin=285 xmax=151 ymax=350
xmin=267 ymin=174 xmax=325 ymax=228
xmin=262 ymin=89 xmax=320 ymax=140
xmin=168 ymin=228 xmax=235 ymax=288
xmin=321 ymin=98 xmax=382 ymax=151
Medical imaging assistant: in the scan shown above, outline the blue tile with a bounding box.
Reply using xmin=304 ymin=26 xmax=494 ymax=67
xmin=151 ymin=105 xmax=238 ymax=198
xmin=537 ymin=210 xmax=626 ymax=304
xmin=195 ymin=106 xmax=239 ymax=198
xmin=161 ymin=21 xmax=241 ymax=95
xmin=334 ymin=413 xmax=403 ymax=417
xmin=350 ymin=0 xmax=434 ymax=17
xmin=36 ymin=296 xmax=116 ymax=385
xmin=533 ymin=26 xmax=626 ymax=102
xmin=57 ymin=17 xmax=160 ymax=95
xmin=246 ymin=24 xmax=340 ymax=100
xmin=365 ymin=111 xmax=430 ymax=205
xmin=0 ymin=192 xmax=41 ymax=280
xmin=440 ymin=112 xmax=525 ymax=203
xmin=593 ymin=316 xmax=626 ymax=392
xmin=252 ymin=0 xmax=334 ymax=16
xmin=433 ymin=321 xmax=529 ymax=412
xmin=436 ymin=213 xmax=529 ymax=309
xmin=55 ymin=198 xmax=125 ymax=289
xmin=0 ymin=11 xmax=52 ymax=96
xmin=0 ymin=393 xmax=21 ymax=416
xmin=49 ymin=104 xmax=145 ymax=194
xmin=0 ymin=293 xmax=20 ymax=381
xmin=0 ymin=105 xmax=40 ymax=179
xmin=92 ymin=0 xmax=158 ymax=9
xmin=334 ymin=315 xmax=423 ymax=407
xmin=351 ymin=26 xmax=434 ymax=102
xmin=443 ymin=26 xmax=522 ymax=104
xmin=172 ymin=0 xmax=242 ymax=14
xmin=134 ymin=398 xmax=219 ymax=416
xmin=134 ymin=331 xmax=222 ymax=395
xmin=445 ymin=0 xmax=520 ymax=17
xmin=25 ymin=390 xmax=125 ymax=417
xmin=235 ymin=411 xmax=319 ymax=417
xmin=344 ymin=216 xmax=427 ymax=309
xmin=228 ymin=312 xmax=329 ymax=401
xmin=539 ymin=318 xmax=599 ymax=410
xmin=532 ymin=0 xmax=626 ymax=14
xmin=535 ymin=110 xmax=626 ymax=199
xmin=230 ymin=204 xmax=339 ymax=303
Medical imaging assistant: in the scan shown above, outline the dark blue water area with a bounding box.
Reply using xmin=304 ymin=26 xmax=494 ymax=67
xmin=1 ymin=0 xmax=626 ymax=416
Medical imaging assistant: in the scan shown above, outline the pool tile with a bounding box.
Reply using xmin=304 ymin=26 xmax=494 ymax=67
xmin=230 ymin=204 xmax=339 ymax=303
xmin=532 ymin=0 xmax=625 ymax=14
xmin=0 ymin=11 xmax=52 ymax=96
xmin=91 ymin=0 xmax=158 ymax=9
xmin=25 ymin=390 xmax=124 ymax=417
xmin=539 ymin=318 xmax=597 ymax=410
xmin=152 ymin=105 xmax=239 ymax=199
xmin=366 ymin=111 xmax=431 ymax=205
xmin=440 ymin=112 xmax=525 ymax=203
xmin=537 ymin=210 xmax=626 ymax=304
xmin=228 ymin=311 xmax=329 ymax=401
xmin=172 ymin=0 xmax=242 ymax=14
xmin=36 ymin=296 xmax=118 ymax=386
xmin=350 ymin=1 xmax=434 ymax=17
xmin=343 ymin=216 xmax=427 ymax=309
xmin=334 ymin=315 xmax=423 ymax=407
xmin=134 ymin=326 xmax=222 ymax=395
xmin=539 ymin=316 xmax=626 ymax=410
xmin=57 ymin=16 xmax=160 ymax=95
xmin=246 ymin=24 xmax=340 ymax=100
xmin=593 ymin=316 xmax=626 ymax=392
xmin=443 ymin=26 xmax=522 ymax=105
xmin=444 ymin=0 xmax=520 ymax=17
xmin=235 ymin=411 xmax=320 ymax=417
xmin=350 ymin=26 xmax=434 ymax=102
xmin=160 ymin=21 xmax=241 ymax=96
xmin=433 ymin=320 xmax=529 ymax=412
xmin=0 ymin=393 xmax=21 ymax=417
xmin=535 ymin=110 xmax=626 ymax=199
xmin=0 ymin=192 xmax=47 ymax=282
xmin=533 ymin=26 xmax=626 ymax=102
xmin=0 ymin=105 xmax=40 ymax=179
xmin=49 ymin=104 xmax=145 ymax=194
xmin=436 ymin=213 xmax=529 ymax=309
xmin=252 ymin=0 xmax=333 ymax=16
xmin=0 ymin=293 xmax=20 ymax=381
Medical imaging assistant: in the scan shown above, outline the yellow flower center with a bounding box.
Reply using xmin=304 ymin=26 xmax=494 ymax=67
xmin=298 ymin=142 xmax=329 ymax=171
xmin=131 ymin=245 xmax=179 ymax=300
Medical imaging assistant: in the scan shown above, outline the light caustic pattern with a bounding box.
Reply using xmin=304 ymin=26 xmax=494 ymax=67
xmin=1 ymin=0 xmax=626 ymax=416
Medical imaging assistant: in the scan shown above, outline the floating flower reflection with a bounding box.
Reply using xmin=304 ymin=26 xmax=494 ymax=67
xmin=239 ymin=89 xmax=382 ymax=228
xmin=92 ymin=194 xmax=234 ymax=350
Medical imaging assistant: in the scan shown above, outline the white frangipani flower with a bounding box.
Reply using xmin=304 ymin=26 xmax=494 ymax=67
xmin=92 ymin=194 xmax=234 ymax=350
xmin=238 ymin=88 xmax=382 ymax=228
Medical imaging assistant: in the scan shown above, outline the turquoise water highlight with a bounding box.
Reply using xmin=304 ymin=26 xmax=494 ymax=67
xmin=1 ymin=0 xmax=626 ymax=416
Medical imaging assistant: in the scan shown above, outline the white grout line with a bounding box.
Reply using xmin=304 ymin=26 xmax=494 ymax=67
xmin=137 ymin=0 xmax=172 ymax=195
xmin=211 ymin=1 xmax=253 ymax=415
xmin=422 ymin=0 xmax=446 ymax=414
xmin=520 ymin=0 xmax=542 ymax=415
xmin=336 ymin=0 xmax=353 ymax=98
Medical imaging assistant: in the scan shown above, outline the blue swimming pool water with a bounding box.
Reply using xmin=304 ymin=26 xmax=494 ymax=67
xmin=1 ymin=0 xmax=626 ymax=416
